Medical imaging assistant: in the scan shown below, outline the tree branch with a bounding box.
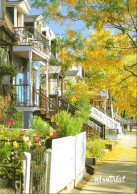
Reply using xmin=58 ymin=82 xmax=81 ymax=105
xmin=119 ymin=74 xmax=132 ymax=83
xmin=124 ymin=66 xmax=137 ymax=77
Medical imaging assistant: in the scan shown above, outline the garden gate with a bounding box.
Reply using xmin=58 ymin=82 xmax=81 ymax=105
xmin=30 ymin=147 xmax=47 ymax=194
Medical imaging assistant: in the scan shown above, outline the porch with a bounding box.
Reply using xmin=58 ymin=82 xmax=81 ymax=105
xmin=14 ymin=27 xmax=50 ymax=55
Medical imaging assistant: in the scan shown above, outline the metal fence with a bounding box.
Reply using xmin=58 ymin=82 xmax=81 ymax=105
xmin=30 ymin=147 xmax=46 ymax=194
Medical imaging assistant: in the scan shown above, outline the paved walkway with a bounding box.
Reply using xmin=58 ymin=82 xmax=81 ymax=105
xmin=73 ymin=131 xmax=137 ymax=194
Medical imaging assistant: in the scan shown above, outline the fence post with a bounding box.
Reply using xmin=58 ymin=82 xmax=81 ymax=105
xmin=21 ymin=152 xmax=31 ymax=194
xmin=44 ymin=149 xmax=52 ymax=194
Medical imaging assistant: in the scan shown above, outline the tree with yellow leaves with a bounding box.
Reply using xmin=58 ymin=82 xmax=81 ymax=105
xmin=32 ymin=0 xmax=136 ymax=117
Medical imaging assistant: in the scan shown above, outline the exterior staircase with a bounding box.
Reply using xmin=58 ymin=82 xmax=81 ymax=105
xmin=33 ymin=91 xmax=105 ymax=139
xmin=58 ymin=97 xmax=105 ymax=139
xmin=90 ymin=107 xmax=122 ymax=134
xmin=33 ymin=90 xmax=63 ymax=128
xmin=113 ymin=112 xmax=128 ymax=125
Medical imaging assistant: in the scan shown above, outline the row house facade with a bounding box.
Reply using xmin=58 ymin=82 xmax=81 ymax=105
xmin=0 ymin=0 xmax=17 ymax=122
xmin=0 ymin=0 xmax=126 ymax=131
xmin=0 ymin=0 xmax=61 ymax=128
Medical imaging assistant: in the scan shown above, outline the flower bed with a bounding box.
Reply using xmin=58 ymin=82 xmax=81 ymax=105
xmin=0 ymin=124 xmax=50 ymax=182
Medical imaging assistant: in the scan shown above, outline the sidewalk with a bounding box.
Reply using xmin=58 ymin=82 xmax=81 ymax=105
xmin=71 ymin=131 xmax=137 ymax=194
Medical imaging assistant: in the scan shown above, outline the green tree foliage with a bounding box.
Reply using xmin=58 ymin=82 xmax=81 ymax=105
xmin=32 ymin=0 xmax=136 ymax=116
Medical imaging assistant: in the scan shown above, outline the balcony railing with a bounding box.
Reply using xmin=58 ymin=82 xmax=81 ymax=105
xmin=14 ymin=27 xmax=50 ymax=54
xmin=13 ymin=84 xmax=30 ymax=106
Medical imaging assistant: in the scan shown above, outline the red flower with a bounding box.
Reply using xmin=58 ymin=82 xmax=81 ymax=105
xmin=50 ymin=131 xmax=56 ymax=138
xmin=34 ymin=134 xmax=40 ymax=142
xmin=19 ymin=133 xmax=26 ymax=137
xmin=7 ymin=119 xmax=14 ymax=126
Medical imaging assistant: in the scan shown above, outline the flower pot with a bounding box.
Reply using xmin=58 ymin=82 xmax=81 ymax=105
xmin=14 ymin=42 xmax=18 ymax=45
xmin=86 ymin=157 xmax=97 ymax=166
xmin=105 ymin=143 xmax=113 ymax=151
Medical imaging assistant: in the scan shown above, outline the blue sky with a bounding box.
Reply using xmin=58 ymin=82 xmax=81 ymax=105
xmin=28 ymin=0 xmax=90 ymax=38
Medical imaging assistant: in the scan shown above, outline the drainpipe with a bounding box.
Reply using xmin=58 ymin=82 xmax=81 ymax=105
xmin=29 ymin=50 xmax=32 ymax=106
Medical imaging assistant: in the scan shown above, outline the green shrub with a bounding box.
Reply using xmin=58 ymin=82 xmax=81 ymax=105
xmin=3 ymin=106 xmax=22 ymax=128
xmin=4 ymin=105 xmax=16 ymax=121
xmin=54 ymin=111 xmax=84 ymax=137
xmin=105 ymin=130 xmax=116 ymax=136
xmin=12 ymin=112 xmax=22 ymax=128
xmin=0 ymin=127 xmax=50 ymax=180
xmin=86 ymin=139 xmax=105 ymax=158
xmin=32 ymin=116 xmax=50 ymax=138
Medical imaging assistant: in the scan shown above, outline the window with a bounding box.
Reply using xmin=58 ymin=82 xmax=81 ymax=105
xmin=0 ymin=0 xmax=3 ymax=19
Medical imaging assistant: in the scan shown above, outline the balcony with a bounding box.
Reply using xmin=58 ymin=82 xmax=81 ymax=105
xmin=14 ymin=27 xmax=50 ymax=55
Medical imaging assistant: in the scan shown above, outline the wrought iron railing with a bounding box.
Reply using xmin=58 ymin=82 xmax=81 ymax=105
xmin=30 ymin=147 xmax=46 ymax=193
xmin=35 ymin=90 xmax=63 ymax=115
xmin=14 ymin=27 xmax=50 ymax=54
xmin=58 ymin=98 xmax=105 ymax=139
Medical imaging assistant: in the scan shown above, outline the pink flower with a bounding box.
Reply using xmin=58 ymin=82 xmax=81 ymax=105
xmin=19 ymin=133 xmax=26 ymax=137
xmin=34 ymin=134 xmax=40 ymax=142
xmin=7 ymin=119 xmax=14 ymax=126
xmin=50 ymin=131 xmax=56 ymax=138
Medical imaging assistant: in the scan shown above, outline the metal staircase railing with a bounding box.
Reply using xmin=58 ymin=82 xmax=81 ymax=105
xmin=91 ymin=107 xmax=122 ymax=134
xmin=33 ymin=92 xmax=105 ymax=139
xmin=59 ymin=98 xmax=105 ymax=139
xmin=34 ymin=90 xmax=63 ymax=116
xmin=113 ymin=113 xmax=128 ymax=124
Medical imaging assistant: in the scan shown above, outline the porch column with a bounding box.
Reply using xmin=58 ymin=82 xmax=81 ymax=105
xmin=14 ymin=7 xmax=17 ymax=27
xmin=46 ymin=60 xmax=49 ymax=97
xmin=29 ymin=50 xmax=33 ymax=106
